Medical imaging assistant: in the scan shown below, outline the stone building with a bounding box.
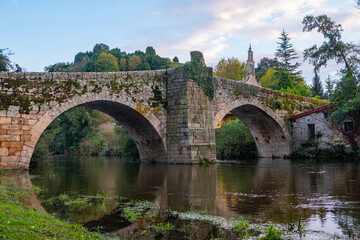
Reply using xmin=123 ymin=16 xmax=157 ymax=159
xmin=290 ymin=106 xmax=356 ymax=151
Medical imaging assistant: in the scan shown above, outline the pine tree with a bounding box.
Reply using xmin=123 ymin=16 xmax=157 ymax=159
xmin=324 ymin=75 xmax=334 ymax=100
xmin=311 ymin=71 xmax=324 ymax=98
xmin=275 ymin=30 xmax=301 ymax=75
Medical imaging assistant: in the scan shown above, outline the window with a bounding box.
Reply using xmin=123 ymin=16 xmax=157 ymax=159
xmin=308 ymin=124 xmax=315 ymax=140
xmin=344 ymin=122 xmax=354 ymax=132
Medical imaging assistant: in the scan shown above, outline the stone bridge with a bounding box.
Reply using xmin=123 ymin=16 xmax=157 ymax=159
xmin=0 ymin=52 xmax=327 ymax=169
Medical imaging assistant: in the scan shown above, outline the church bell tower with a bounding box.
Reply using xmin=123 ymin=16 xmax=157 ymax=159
xmin=245 ymin=45 xmax=259 ymax=86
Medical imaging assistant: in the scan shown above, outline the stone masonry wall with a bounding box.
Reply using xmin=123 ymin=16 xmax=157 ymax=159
xmin=0 ymin=70 xmax=168 ymax=169
xmin=292 ymin=111 xmax=352 ymax=150
xmin=213 ymin=77 xmax=328 ymax=123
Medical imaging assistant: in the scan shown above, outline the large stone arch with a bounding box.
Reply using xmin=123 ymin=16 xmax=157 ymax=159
xmin=21 ymin=92 xmax=167 ymax=168
xmin=214 ymin=98 xmax=291 ymax=158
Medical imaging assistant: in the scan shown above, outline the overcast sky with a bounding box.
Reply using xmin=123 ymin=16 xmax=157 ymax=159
xmin=1 ymin=0 xmax=359 ymax=84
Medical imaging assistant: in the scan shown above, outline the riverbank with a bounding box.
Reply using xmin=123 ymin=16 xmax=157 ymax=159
xmin=0 ymin=171 xmax=113 ymax=239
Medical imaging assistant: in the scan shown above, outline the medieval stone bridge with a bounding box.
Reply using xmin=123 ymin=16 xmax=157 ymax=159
xmin=0 ymin=53 xmax=327 ymax=169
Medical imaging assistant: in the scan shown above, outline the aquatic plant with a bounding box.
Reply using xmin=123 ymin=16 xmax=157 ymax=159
xmin=263 ymin=224 xmax=283 ymax=240
xmin=120 ymin=200 xmax=154 ymax=223
xmin=151 ymin=222 xmax=174 ymax=235
xmin=233 ymin=218 xmax=249 ymax=232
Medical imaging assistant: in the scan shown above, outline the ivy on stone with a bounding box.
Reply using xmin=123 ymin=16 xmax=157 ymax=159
xmin=182 ymin=51 xmax=214 ymax=100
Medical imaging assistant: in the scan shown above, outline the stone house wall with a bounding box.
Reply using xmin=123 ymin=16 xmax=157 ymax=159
xmin=291 ymin=110 xmax=353 ymax=151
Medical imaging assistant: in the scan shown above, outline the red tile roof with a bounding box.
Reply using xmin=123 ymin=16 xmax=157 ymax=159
xmin=290 ymin=106 xmax=329 ymax=120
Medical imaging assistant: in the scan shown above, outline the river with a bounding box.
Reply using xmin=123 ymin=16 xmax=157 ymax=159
xmin=28 ymin=155 xmax=360 ymax=238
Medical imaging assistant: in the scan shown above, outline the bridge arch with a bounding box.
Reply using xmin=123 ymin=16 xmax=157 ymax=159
xmin=214 ymin=98 xmax=291 ymax=158
xmin=22 ymin=92 xmax=167 ymax=168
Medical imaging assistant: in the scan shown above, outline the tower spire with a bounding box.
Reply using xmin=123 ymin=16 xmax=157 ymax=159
xmin=245 ymin=45 xmax=259 ymax=86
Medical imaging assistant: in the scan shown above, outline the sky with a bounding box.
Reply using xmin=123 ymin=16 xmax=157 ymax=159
xmin=1 ymin=0 xmax=359 ymax=84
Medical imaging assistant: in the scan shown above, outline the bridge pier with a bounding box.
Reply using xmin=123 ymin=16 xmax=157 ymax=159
xmin=166 ymin=68 xmax=216 ymax=163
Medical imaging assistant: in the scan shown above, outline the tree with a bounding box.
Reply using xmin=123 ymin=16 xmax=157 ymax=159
xmin=302 ymin=15 xmax=359 ymax=89
xmin=45 ymin=62 xmax=73 ymax=72
xmin=93 ymin=52 xmax=119 ymax=72
xmin=0 ymin=48 xmax=13 ymax=71
xmin=311 ymin=71 xmax=324 ymax=98
xmin=109 ymin=48 xmax=126 ymax=60
xmin=128 ymin=55 xmax=142 ymax=71
xmin=140 ymin=61 xmax=151 ymax=70
xmin=93 ymin=43 xmax=109 ymax=54
xmin=214 ymin=57 xmax=247 ymax=81
xmin=145 ymin=46 xmax=156 ymax=56
xmin=275 ymin=30 xmax=301 ymax=74
xmin=255 ymin=57 xmax=280 ymax=80
xmin=260 ymin=68 xmax=279 ymax=89
xmin=277 ymin=69 xmax=293 ymax=89
xmin=324 ymin=75 xmax=334 ymax=100
xmin=173 ymin=56 xmax=179 ymax=63
xmin=119 ymin=58 xmax=127 ymax=71
xmin=216 ymin=119 xmax=256 ymax=160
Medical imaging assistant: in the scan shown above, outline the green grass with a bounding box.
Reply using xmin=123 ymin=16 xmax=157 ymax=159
xmin=0 ymin=184 xmax=113 ymax=239
xmin=232 ymin=218 xmax=249 ymax=232
xmin=263 ymin=224 xmax=283 ymax=240
xmin=121 ymin=200 xmax=154 ymax=223
xmin=151 ymin=222 xmax=174 ymax=235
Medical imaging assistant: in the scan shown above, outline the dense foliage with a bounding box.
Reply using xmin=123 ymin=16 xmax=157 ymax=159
xmin=45 ymin=43 xmax=181 ymax=72
xmin=0 ymin=48 xmax=13 ymax=71
xmin=216 ymin=119 xmax=257 ymax=160
xmin=214 ymin=57 xmax=247 ymax=81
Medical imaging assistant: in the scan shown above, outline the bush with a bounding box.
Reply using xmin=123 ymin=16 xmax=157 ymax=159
xmin=216 ymin=119 xmax=257 ymax=160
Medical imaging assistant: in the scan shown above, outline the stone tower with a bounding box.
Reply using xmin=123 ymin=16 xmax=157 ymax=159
xmin=245 ymin=45 xmax=259 ymax=86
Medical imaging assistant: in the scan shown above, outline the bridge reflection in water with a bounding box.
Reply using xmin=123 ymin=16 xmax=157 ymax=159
xmin=5 ymin=156 xmax=360 ymax=237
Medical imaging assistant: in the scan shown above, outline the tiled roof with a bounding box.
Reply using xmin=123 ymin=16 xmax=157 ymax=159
xmin=290 ymin=106 xmax=329 ymax=120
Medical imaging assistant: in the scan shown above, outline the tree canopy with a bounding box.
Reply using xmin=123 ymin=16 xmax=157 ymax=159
xmin=0 ymin=48 xmax=13 ymax=71
xmin=255 ymin=57 xmax=280 ymax=80
xmin=93 ymin=52 xmax=119 ymax=72
xmin=45 ymin=44 xmax=181 ymax=72
xmin=214 ymin=57 xmax=247 ymax=81
xmin=303 ymin=15 xmax=360 ymax=126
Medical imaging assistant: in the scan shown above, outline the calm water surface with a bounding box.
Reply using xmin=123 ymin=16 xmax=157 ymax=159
xmin=29 ymin=156 xmax=360 ymax=238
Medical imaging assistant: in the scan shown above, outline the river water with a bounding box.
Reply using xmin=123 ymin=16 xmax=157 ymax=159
xmin=29 ymin=156 xmax=360 ymax=238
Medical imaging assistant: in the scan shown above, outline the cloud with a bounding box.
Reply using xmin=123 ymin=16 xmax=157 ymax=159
xmin=152 ymin=0 xmax=359 ymax=82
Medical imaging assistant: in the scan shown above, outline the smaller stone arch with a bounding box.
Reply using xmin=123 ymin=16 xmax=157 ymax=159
xmin=214 ymin=99 xmax=291 ymax=158
xmin=21 ymin=93 xmax=167 ymax=169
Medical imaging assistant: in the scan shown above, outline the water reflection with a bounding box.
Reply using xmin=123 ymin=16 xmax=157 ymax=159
xmin=0 ymin=171 xmax=47 ymax=213
xmin=27 ymin=156 xmax=360 ymax=237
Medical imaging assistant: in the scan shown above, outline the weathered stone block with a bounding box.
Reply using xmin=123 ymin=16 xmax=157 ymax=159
xmin=0 ymin=118 xmax=12 ymax=124
xmin=0 ymin=148 xmax=8 ymax=156
xmin=0 ymin=135 xmax=21 ymax=141
xmin=1 ymin=141 xmax=23 ymax=148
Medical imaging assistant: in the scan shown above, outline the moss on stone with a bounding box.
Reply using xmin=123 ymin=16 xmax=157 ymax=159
xmin=182 ymin=51 xmax=214 ymax=100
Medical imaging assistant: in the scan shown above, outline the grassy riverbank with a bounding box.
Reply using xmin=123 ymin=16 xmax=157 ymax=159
xmin=0 ymin=172 xmax=113 ymax=239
